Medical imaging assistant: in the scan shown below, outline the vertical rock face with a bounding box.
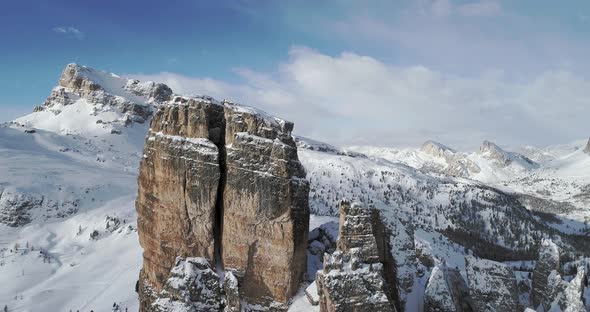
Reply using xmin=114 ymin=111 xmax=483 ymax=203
xmin=137 ymin=96 xmax=309 ymax=310
xmin=316 ymin=200 xmax=399 ymax=312
xmin=532 ymin=239 xmax=560 ymax=310
xmin=465 ymin=256 xmax=519 ymax=312
xmin=584 ymin=137 xmax=590 ymax=154
xmin=137 ymin=97 xmax=224 ymax=296
xmin=424 ymin=264 xmax=473 ymax=312
xmin=221 ymin=102 xmax=310 ymax=306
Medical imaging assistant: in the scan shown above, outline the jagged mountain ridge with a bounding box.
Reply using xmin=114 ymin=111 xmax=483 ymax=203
xmin=348 ymin=139 xmax=540 ymax=183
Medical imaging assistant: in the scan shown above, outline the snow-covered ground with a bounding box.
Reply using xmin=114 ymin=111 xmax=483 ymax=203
xmin=348 ymin=138 xmax=590 ymax=230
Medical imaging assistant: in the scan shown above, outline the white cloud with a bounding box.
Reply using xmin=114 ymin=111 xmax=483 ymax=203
xmin=457 ymin=1 xmax=502 ymax=17
xmin=313 ymin=1 xmax=590 ymax=77
xmin=130 ymin=47 xmax=590 ymax=149
xmin=53 ymin=26 xmax=85 ymax=39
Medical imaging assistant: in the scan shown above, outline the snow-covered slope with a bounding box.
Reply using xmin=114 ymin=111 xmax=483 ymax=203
xmin=298 ymin=137 xmax=590 ymax=310
xmin=0 ymin=64 xmax=168 ymax=311
xmin=349 ymin=138 xmax=590 ymax=228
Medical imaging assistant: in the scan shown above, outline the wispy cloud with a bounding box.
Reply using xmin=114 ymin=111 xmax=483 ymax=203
xmin=130 ymin=47 xmax=590 ymax=149
xmin=52 ymin=26 xmax=85 ymax=39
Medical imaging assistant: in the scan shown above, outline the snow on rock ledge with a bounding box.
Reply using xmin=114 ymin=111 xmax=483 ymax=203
xmin=315 ymin=200 xmax=399 ymax=312
xmin=150 ymin=257 xmax=222 ymax=312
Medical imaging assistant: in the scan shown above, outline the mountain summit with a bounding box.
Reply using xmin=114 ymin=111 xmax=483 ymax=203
xmin=16 ymin=63 xmax=172 ymax=135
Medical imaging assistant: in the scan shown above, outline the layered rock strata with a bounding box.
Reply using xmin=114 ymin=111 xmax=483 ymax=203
xmin=42 ymin=63 xmax=172 ymax=124
xmin=315 ymin=200 xmax=399 ymax=312
xmin=137 ymin=96 xmax=309 ymax=310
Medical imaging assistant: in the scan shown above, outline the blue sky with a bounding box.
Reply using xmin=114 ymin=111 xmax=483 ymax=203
xmin=2 ymin=0 xmax=590 ymax=147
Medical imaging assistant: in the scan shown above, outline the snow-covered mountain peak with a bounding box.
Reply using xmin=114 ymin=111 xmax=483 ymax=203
xmin=15 ymin=64 xmax=172 ymax=136
xmin=420 ymin=140 xmax=456 ymax=159
xmin=478 ymin=140 xmax=537 ymax=169
xmin=478 ymin=140 xmax=510 ymax=164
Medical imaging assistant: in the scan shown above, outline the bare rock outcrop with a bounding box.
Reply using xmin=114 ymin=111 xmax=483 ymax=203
xmin=532 ymin=239 xmax=560 ymax=310
xmin=137 ymin=95 xmax=309 ymax=311
xmin=41 ymin=63 xmax=172 ymax=124
xmin=137 ymin=97 xmax=224 ymax=297
xmin=584 ymin=138 xmax=590 ymax=155
xmin=150 ymin=257 xmax=223 ymax=312
xmin=315 ymin=200 xmax=399 ymax=312
xmin=465 ymin=256 xmax=519 ymax=312
xmin=424 ymin=264 xmax=473 ymax=312
xmin=221 ymin=102 xmax=309 ymax=307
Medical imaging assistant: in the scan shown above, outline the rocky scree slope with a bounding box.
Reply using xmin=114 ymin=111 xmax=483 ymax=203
xmin=136 ymin=95 xmax=310 ymax=311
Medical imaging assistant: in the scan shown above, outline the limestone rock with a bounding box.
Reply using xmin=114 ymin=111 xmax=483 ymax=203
xmin=41 ymin=63 xmax=172 ymax=125
xmin=315 ymin=200 xmax=398 ymax=312
xmin=532 ymin=239 xmax=560 ymax=309
xmin=221 ymin=102 xmax=309 ymax=307
xmin=465 ymin=256 xmax=519 ymax=312
xmin=149 ymin=257 xmax=223 ymax=312
xmin=424 ymin=264 xmax=473 ymax=312
xmin=137 ymin=95 xmax=309 ymax=310
xmin=420 ymin=141 xmax=456 ymax=159
xmin=137 ymin=98 xmax=224 ymax=297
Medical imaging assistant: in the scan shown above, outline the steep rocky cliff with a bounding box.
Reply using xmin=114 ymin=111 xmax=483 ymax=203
xmin=136 ymin=95 xmax=309 ymax=311
xmin=531 ymin=239 xmax=561 ymax=310
xmin=315 ymin=200 xmax=399 ymax=312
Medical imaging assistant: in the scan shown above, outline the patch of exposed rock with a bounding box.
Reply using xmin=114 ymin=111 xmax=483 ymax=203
xmin=149 ymin=257 xmax=223 ymax=312
xmin=532 ymin=239 xmax=560 ymax=310
xmin=137 ymin=95 xmax=309 ymax=311
xmin=424 ymin=264 xmax=473 ymax=312
xmin=465 ymin=256 xmax=519 ymax=312
xmin=419 ymin=140 xmax=481 ymax=177
xmin=584 ymin=138 xmax=590 ymax=155
xmin=315 ymin=200 xmax=399 ymax=312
